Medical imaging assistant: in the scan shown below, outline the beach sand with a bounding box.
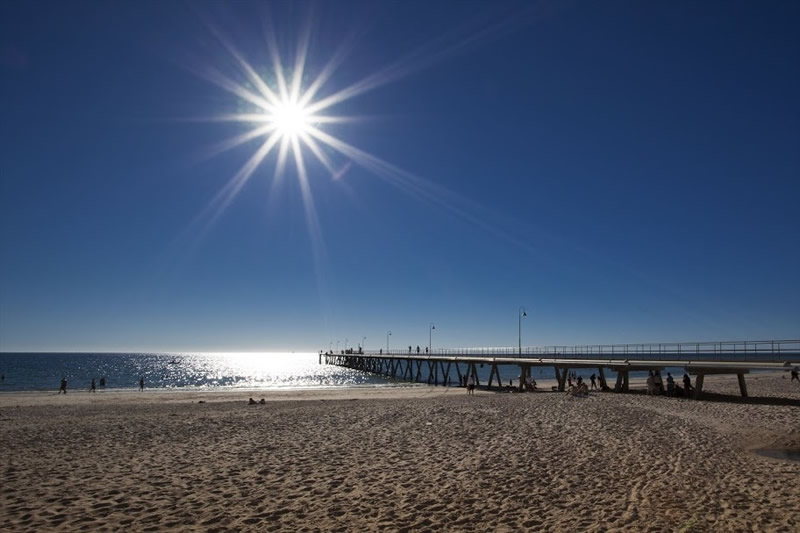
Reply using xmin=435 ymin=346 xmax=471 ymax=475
xmin=2 ymin=373 xmax=799 ymax=532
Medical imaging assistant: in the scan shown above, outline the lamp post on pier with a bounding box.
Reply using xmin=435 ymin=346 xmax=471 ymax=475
xmin=519 ymin=306 xmax=527 ymax=356
xmin=429 ymin=323 xmax=436 ymax=354
xmin=386 ymin=331 xmax=392 ymax=353
xmin=361 ymin=337 xmax=366 ymax=353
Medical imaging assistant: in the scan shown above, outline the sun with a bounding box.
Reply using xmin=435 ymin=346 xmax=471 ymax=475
xmin=270 ymin=99 xmax=311 ymax=139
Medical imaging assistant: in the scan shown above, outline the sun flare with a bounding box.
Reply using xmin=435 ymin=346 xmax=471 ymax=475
xmin=270 ymin=99 xmax=311 ymax=139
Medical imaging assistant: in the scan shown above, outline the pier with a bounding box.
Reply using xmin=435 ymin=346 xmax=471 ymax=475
xmin=321 ymin=340 xmax=800 ymax=399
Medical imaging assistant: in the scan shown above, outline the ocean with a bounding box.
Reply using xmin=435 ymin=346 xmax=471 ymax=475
xmin=0 ymin=352 xmax=396 ymax=392
xmin=0 ymin=351 xmax=703 ymax=393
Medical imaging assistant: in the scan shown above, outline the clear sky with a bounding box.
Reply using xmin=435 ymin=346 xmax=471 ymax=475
xmin=1 ymin=0 xmax=798 ymax=352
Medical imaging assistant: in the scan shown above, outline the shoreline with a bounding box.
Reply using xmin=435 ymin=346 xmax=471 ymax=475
xmin=0 ymin=371 xmax=790 ymax=408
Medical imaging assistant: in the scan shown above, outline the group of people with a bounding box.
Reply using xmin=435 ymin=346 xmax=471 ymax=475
xmin=58 ymin=376 xmax=145 ymax=393
xmin=646 ymin=371 xmax=694 ymax=397
xmin=566 ymin=376 xmax=590 ymax=397
xmin=248 ymin=397 xmax=266 ymax=405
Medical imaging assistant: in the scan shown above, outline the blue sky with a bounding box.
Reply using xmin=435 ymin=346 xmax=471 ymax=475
xmin=1 ymin=0 xmax=798 ymax=352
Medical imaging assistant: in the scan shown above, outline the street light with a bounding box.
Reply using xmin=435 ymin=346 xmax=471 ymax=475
xmin=386 ymin=330 xmax=392 ymax=353
xmin=429 ymin=322 xmax=436 ymax=354
xmin=519 ymin=307 xmax=527 ymax=356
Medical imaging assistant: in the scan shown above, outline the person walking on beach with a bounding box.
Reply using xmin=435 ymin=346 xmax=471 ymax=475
xmin=590 ymin=374 xmax=597 ymax=390
xmin=90 ymin=378 xmax=96 ymax=393
xmin=791 ymin=367 xmax=799 ymax=384
xmin=59 ymin=377 xmax=67 ymax=394
xmin=683 ymin=374 xmax=693 ymax=397
xmin=139 ymin=377 xmax=145 ymax=391
xmin=666 ymin=373 xmax=675 ymax=396
xmin=99 ymin=376 xmax=106 ymax=388
xmin=467 ymin=376 xmax=475 ymax=395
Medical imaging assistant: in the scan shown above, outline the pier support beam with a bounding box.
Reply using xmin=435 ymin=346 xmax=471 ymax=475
xmin=598 ymin=368 xmax=608 ymax=390
xmin=455 ymin=363 xmax=464 ymax=386
xmin=737 ymin=373 xmax=748 ymax=397
xmin=694 ymin=375 xmax=704 ymax=399
xmin=555 ymin=368 xmax=568 ymax=392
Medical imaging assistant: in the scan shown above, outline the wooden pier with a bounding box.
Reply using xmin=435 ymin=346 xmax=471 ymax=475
xmin=320 ymin=340 xmax=800 ymax=399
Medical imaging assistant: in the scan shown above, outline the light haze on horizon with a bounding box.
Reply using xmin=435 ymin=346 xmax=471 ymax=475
xmin=1 ymin=0 xmax=798 ymax=352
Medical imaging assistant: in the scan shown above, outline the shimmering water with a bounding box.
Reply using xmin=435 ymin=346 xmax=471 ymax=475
xmin=0 ymin=352 xmax=398 ymax=392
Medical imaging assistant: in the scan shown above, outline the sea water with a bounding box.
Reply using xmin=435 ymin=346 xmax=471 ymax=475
xmin=0 ymin=352 xmax=698 ymax=393
xmin=0 ymin=352 xmax=394 ymax=392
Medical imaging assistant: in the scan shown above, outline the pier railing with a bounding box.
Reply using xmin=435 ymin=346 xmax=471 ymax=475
xmin=360 ymin=339 xmax=800 ymax=362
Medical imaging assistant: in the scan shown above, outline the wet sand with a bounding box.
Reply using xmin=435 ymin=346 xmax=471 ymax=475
xmin=2 ymin=373 xmax=799 ymax=531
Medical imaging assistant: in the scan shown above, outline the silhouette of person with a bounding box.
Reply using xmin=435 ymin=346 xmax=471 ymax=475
xmin=59 ymin=377 xmax=67 ymax=394
xmin=99 ymin=376 xmax=106 ymax=388
xmin=139 ymin=377 xmax=145 ymax=391
xmin=90 ymin=378 xmax=96 ymax=393
xmin=416 ymin=345 xmax=420 ymax=354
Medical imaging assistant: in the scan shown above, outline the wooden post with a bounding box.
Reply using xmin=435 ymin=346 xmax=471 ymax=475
xmin=443 ymin=362 xmax=451 ymax=386
xmin=694 ymin=374 xmax=704 ymax=399
xmin=471 ymin=363 xmax=480 ymax=388
xmin=455 ymin=362 xmax=463 ymax=386
xmin=622 ymin=371 xmax=629 ymax=392
xmin=598 ymin=367 xmax=608 ymax=390
xmin=737 ymin=373 xmax=748 ymax=397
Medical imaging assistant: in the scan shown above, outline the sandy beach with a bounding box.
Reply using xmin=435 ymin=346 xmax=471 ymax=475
xmin=2 ymin=373 xmax=799 ymax=532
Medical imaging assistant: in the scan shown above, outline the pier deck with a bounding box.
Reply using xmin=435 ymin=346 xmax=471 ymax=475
xmin=321 ymin=340 xmax=800 ymax=399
